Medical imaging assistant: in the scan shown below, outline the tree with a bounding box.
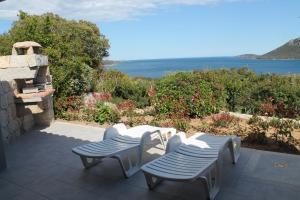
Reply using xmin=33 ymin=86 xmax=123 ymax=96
xmin=0 ymin=11 xmax=110 ymax=97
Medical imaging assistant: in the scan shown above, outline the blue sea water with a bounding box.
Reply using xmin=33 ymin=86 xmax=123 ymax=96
xmin=107 ymin=57 xmax=300 ymax=78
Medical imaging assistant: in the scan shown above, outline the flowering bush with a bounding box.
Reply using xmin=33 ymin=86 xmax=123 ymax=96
xmin=212 ymin=113 xmax=236 ymax=127
xmin=92 ymin=92 xmax=112 ymax=101
xmin=84 ymin=92 xmax=112 ymax=108
xmin=54 ymin=96 xmax=83 ymax=118
xmin=154 ymin=72 xmax=226 ymax=118
xmin=260 ymin=101 xmax=275 ymax=116
xmin=117 ymin=100 xmax=136 ymax=111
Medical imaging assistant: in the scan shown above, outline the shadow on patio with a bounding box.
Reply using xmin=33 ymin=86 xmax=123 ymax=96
xmin=1 ymin=121 xmax=300 ymax=200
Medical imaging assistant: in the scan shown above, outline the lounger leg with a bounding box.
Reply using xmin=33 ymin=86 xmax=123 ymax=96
xmin=143 ymin=172 xmax=163 ymax=190
xmin=199 ymin=176 xmax=213 ymax=200
xmin=198 ymin=159 xmax=221 ymax=200
xmin=229 ymin=138 xmax=241 ymax=164
xmin=80 ymin=157 xmax=102 ymax=169
xmin=158 ymin=133 xmax=166 ymax=150
xmin=114 ymin=147 xmax=142 ymax=178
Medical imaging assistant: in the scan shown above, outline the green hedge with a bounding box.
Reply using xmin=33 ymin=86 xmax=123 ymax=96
xmin=154 ymin=72 xmax=226 ymax=118
xmin=154 ymin=68 xmax=300 ymax=119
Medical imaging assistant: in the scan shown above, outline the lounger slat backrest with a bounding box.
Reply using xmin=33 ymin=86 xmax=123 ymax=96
xmin=147 ymin=153 xmax=216 ymax=170
xmin=161 ymin=152 xmax=210 ymax=165
xmin=142 ymin=152 xmax=217 ymax=180
xmin=154 ymin=159 xmax=204 ymax=170
xmin=73 ymin=139 xmax=139 ymax=157
xmin=79 ymin=143 xmax=129 ymax=153
xmin=176 ymin=147 xmax=220 ymax=158
xmin=173 ymin=133 xmax=233 ymax=158
xmin=192 ymin=134 xmax=233 ymax=143
xmin=112 ymin=135 xmax=141 ymax=144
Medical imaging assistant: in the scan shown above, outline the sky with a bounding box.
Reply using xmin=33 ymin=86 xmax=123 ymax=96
xmin=0 ymin=0 xmax=299 ymax=60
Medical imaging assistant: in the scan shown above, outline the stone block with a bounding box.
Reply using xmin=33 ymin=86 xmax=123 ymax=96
xmin=2 ymin=81 xmax=11 ymax=93
xmin=1 ymin=127 xmax=9 ymax=143
xmin=7 ymin=103 xmax=17 ymax=118
xmin=0 ymin=67 xmax=38 ymax=80
xmin=34 ymin=110 xmax=54 ymax=127
xmin=0 ymin=56 xmax=10 ymax=69
xmin=0 ymin=54 xmax=48 ymax=68
xmin=0 ymin=82 xmax=4 ymax=95
xmin=0 ymin=93 xmax=8 ymax=109
xmin=22 ymin=114 xmax=34 ymax=132
xmin=0 ymin=110 xmax=8 ymax=128
xmin=7 ymin=92 xmax=14 ymax=105
xmin=26 ymin=104 xmax=44 ymax=114
xmin=8 ymin=117 xmax=20 ymax=132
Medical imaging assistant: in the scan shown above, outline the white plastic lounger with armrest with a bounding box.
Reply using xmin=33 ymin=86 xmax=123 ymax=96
xmin=186 ymin=132 xmax=241 ymax=164
xmin=141 ymin=132 xmax=241 ymax=200
xmin=72 ymin=123 xmax=176 ymax=178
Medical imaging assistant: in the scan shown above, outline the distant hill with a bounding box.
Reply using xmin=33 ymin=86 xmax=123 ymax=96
xmin=237 ymin=54 xmax=259 ymax=59
xmin=103 ymin=59 xmax=119 ymax=66
xmin=259 ymin=38 xmax=300 ymax=59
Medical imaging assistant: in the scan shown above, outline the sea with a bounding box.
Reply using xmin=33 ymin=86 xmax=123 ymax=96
xmin=106 ymin=57 xmax=300 ymax=78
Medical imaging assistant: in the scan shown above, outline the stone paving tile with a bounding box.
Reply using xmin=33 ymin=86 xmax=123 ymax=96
xmin=98 ymin=182 xmax=175 ymax=200
xmin=25 ymin=177 xmax=102 ymax=200
xmin=0 ymin=178 xmax=25 ymax=199
xmin=10 ymin=190 xmax=49 ymax=200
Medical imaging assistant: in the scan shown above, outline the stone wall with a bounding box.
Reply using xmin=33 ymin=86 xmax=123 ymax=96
xmin=0 ymin=81 xmax=21 ymax=143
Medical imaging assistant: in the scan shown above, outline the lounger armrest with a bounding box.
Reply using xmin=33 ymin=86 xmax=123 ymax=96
xmin=166 ymin=132 xmax=186 ymax=153
xmin=103 ymin=123 xmax=127 ymax=140
xmin=140 ymin=130 xmax=162 ymax=146
xmin=112 ymin=123 xmax=127 ymax=132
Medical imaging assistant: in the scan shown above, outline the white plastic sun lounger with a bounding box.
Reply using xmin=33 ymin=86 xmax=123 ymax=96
xmin=141 ymin=132 xmax=240 ymax=200
xmin=72 ymin=123 xmax=176 ymax=178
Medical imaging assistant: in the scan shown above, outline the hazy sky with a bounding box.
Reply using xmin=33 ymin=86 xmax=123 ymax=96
xmin=0 ymin=0 xmax=299 ymax=60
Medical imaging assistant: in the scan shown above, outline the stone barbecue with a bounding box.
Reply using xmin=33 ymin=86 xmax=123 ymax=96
xmin=0 ymin=41 xmax=54 ymax=143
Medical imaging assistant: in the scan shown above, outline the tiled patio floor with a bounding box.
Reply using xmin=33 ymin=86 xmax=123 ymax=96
xmin=1 ymin=121 xmax=300 ymax=200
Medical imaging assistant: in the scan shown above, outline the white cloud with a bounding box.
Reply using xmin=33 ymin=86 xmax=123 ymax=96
xmin=0 ymin=0 xmax=234 ymax=21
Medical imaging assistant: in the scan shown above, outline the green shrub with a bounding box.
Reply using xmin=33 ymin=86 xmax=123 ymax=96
xmin=54 ymin=96 xmax=83 ymax=118
xmin=111 ymin=97 xmax=124 ymax=105
xmin=97 ymin=70 xmax=152 ymax=109
xmin=245 ymin=116 xmax=269 ymax=145
xmin=93 ymin=102 xmax=120 ymax=124
xmin=96 ymin=70 xmax=129 ymax=93
xmin=248 ymin=115 xmax=261 ymax=125
xmin=154 ymin=72 xmax=226 ymax=118
xmin=269 ymin=118 xmax=296 ymax=141
xmin=174 ymin=119 xmax=190 ymax=132
xmin=154 ymin=69 xmax=300 ymax=119
xmin=241 ymin=74 xmax=300 ymax=117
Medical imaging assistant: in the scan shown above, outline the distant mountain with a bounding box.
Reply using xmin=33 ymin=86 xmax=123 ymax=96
xmin=103 ymin=59 xmax=119 ymax=66
xmin=260 ymin=38 xmax=300 ymax=59
xmin=237 ymin=54 xmax=259 ymax=59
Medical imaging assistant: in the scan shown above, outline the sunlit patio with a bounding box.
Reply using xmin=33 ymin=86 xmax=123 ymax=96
xmin=1 ymin=121 xmax=299 ymax=200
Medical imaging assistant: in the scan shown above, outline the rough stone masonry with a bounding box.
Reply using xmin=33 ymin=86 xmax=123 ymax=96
xmin=0 ymin=41 xmax=54 ymax=143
